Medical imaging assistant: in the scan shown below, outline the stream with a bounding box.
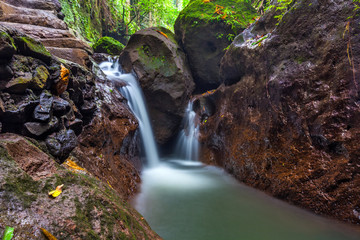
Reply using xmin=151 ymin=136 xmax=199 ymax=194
xmin=133 ymin=160 xmax=360 ymax=240
xmin=100 ymin=60 xmax=360 ymax=240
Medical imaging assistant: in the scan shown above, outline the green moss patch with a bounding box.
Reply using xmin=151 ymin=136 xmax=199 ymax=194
xmin=178 ymin=0 xmax=257 ymax=34
xmin=93 ymin=36 xmax=125 ymax=55
xmin=137 ymin=44 xmax=177 ymax=77
xmin=15 ymin=36 xmax=52 ymax=63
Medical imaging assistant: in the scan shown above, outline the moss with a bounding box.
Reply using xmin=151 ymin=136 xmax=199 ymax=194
xmin=137 ymin=45 xmax=177 ymax=77
xmin=4 ymin=173 xmax=40 ymax=208
xmin=15 ymin=36 xmax=52 ymax=63
xmin=20 ymin=37 xmax=51 ymax=57
xmin=32 ymin=65 xmax=49 ymax=90
xmin=178 ymin=0 xmax=257 ymax=34
xmin=92 ymin=36 xmax=125 ymax=55
xmin=0 ymin=31 xmax=17 ymax=50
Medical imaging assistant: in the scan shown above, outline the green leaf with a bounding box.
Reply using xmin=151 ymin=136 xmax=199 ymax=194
xmin=2 ymin=226 xmax=14 ymax=240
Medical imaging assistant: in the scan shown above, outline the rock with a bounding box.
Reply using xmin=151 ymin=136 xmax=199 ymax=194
xmin=68 ymin=118 xmax=82 ymax=135
xmin=4 ymin=65 xmax=49 ymax=93
xmin=40 ymin=37 xmax=92 ymax=53
xmin=33 ymin=91 xmax=53 ymax=122
xmin=93 ymin=36 xmax=125 ymax=55
xmin=80 ymin=99 xmax=96 ymax=115
xmin=32 ymin=65 xmax=49 ymax=90
xmin=0 ymin=1 xmax=67 ymax=29
xmin=46 ymin=47 xmax=91 ymax=68
xmin=52 ymin=96 xmax=70 ymax=116
xmin=24 ymin=116 xmax=58 ymax=137
xmin=0 ymin=137 xmax=161 ymax=240
xmin=0 ymin=133 xmax=57 ymax=180
xmin=0 ymin=65 xmax=13 ymax=80
xmin=174 ymin=0 xmax=256 ymax=91
xmin=1 ymin=96 xmax=38 ymax=124
xmin=3 ymin=0 xmax=58 ymax=11
xmin=119 ymin=27 xmax=195 ymax=144
xmin=200 ymin=0 xmax=360 ymax=224
xmin=14 ymin=36 xmax=52 ymax=63
xmin=5 ymin=73 xmax=33 ymax=93
xmin=92 ymin=52 xmax=110 ymax=63
xmin=72 ymin=80 xmax=141 ymax=199
xmin=0 ymin=30 xmax=16 ymax=63
xmin=46 ymin=129 xmax=77 ymax=161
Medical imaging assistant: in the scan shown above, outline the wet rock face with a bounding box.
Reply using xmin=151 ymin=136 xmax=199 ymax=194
xmin=120 ymin=27 xmax=195 ymax=145
xmin=0 ymin=26 xmax=96 ymax=162
xmin=200 ymin=0 xmax=360 ymax=224
xmin=72 ymin=81 xmax=141 ymax=199
xmin=174 ymin=0 xmax=256 ymax=91
xmin=0 ymin=137 xmax=161 ymax=240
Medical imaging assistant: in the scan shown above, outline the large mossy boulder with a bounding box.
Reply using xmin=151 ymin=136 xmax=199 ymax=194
xmin=119 ymin=27 xmax=195 ymax=145
xmin=93 ymin=36 xmax=125 ymax=55
xmin=174 ymin=0 xmax=256 ymax=91
xmin=0 ymin=134 xmax=161 ymax=239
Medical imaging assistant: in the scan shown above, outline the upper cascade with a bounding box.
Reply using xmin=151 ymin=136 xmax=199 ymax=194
xmin=99 ymin=59 xmax=160 ymax=167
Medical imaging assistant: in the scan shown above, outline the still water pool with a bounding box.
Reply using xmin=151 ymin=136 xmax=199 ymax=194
xmin=133 ymin=160 xmax=360 ymax=240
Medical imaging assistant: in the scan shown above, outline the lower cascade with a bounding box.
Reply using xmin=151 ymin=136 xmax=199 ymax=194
xmin=100 ymin=60 xmax=360 ymax=240
xmin=174 ymin=101 xmax=200 ymax=161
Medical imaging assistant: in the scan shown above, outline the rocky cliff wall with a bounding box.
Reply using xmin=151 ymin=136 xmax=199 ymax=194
xmin=199 ymin=0 xmax=360 ymax=223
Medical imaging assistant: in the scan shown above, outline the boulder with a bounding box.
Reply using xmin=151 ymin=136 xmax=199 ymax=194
xmin=119 ymin=27 xmax=195 ymax=144
xmin=0 ymin=136 xmax=161 ymax=240
xmin=200 ymin=0 xmax=360 ymax=224
xmin=174 ymin=0 xmax=256 ymax=91
xmin=52 ymin=96 xmax=70 ymax=116
xmin=24 ymin=116 xmax=59 ymax=137
xmin=32 ymin=91 xmax=53 ymax=122
xmin=93 ymin=36 xmax=125 ymax=55
xmin=46 ymin=129 xmax=77 ymax=161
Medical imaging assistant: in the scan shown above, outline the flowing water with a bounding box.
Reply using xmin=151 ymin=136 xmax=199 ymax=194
xmin=100 ymin=60 xmax=360 ymax=240
xmin=99 ymin=60 xmax=159 ymax=167
xmin=174 ymin=101 xmax=199 ymax=161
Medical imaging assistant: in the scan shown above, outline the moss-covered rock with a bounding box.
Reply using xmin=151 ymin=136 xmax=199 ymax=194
xmin=32 ymin=65 xmax=50 ymax=90
xmin=0 ymin=134 xmax=161 ymax=239
xmin=0 ymin=31 xmax=16 ymax=64
xmin=119 ymin=27 xmax=195 ymax=145
xmin=175 ymin=0 xmax=257 ymax=91
xmin=15 ymin=36 xmax=52 ymax=63
xmin=93 ymin=36 xmax=125 ymax=55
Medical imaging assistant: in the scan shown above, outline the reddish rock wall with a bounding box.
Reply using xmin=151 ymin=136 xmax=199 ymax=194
xmin=199 ymin=0 xmax=360 ymax=223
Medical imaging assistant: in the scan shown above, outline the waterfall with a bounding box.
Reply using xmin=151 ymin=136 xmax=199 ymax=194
xmin=174 ymin=101 xmax=200 ymax=161
xmin=99 ymin=60 xmax=160 ymax=167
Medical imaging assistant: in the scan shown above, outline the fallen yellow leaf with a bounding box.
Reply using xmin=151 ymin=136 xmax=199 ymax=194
xmin=156 ymin=30 xmax=168 ymax=39
xmin=40 ymin=228 xmax=57 ymax=240
xmin=63 ymin=159 xmax=86 ymax=173
xmin=48 ymin=184 xmax=63 ymax=198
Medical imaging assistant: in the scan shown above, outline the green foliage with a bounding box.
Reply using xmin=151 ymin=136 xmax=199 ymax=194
xmin=265 ymin=0 xmax=294 ymax=24
xmin=93 ymin=36 xmax=125 ymax=55
xmin=129 ymin=0 xmax=191 ymax=33
xmin=59 ymin=0 xmax=191 ymax=43
xmin=349 ymin=0 xmax=360 ymax=19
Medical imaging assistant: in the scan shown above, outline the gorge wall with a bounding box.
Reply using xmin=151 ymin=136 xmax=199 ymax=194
xmin=195 ymin=0 xmax=360 ymax=224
